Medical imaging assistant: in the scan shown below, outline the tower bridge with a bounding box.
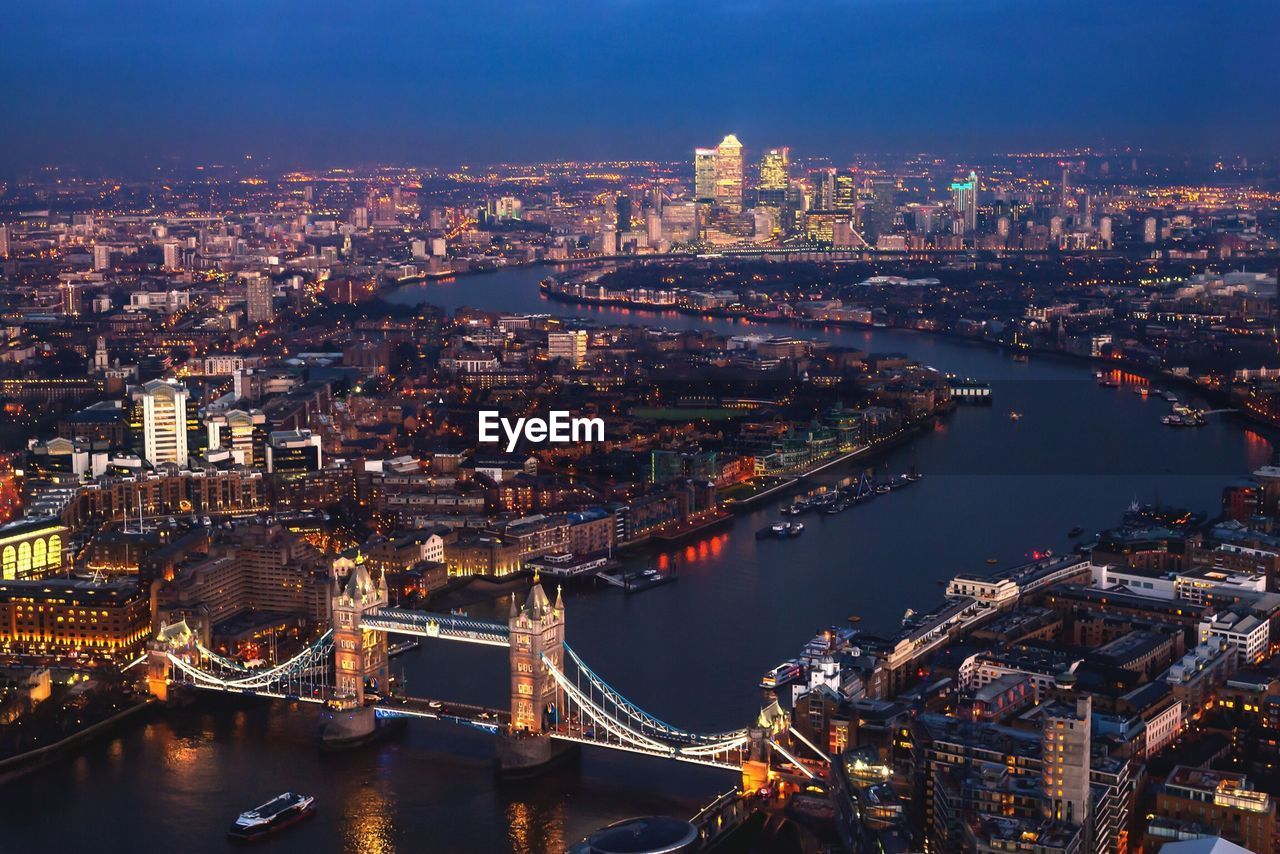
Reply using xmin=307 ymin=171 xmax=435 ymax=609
xmin=143 ymin=564 xmax=826 ymax=787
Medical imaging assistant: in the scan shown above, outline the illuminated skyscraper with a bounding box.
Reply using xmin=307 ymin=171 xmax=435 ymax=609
xmin=758 ymin=147 xmax=790 ymax=209
xmin=950 ymin=171 xmax=978 ymax=234
xmin=834 ymin=170 xmax=858 ymax=213
xmin=811 ymin=169 xmax=835 ymax=211
xmin=141 ymin=379 xmax=190 ymax=468
xmin=694 ymin=148 xmax=717 ymax=205
xmin=714 ymin=134 xmax=744 ymax=212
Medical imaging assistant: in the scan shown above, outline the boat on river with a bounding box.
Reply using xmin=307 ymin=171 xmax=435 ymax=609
xmin=228 ymin=792 xmax=315 ymax=841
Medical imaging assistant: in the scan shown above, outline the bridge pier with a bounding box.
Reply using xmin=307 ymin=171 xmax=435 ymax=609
xmin=495 ymin=731 xmax=578 ymax=776
xmin=320 ymin=703 xmax=379 ymax=748
xmin=145 ymin=646 xmax=171 ymax=702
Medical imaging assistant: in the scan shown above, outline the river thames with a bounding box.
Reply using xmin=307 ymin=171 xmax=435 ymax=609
xmin=6 ymin=265 xmax=1274 ymax=853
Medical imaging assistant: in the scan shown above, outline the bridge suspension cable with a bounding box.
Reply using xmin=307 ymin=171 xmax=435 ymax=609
xmin=543 ymin=650 xmax=748 ymax=769
xmin=561 ymin=643 xmax=747 ymax=745
xmin=165 ymin=630 xmax=334 ymax=699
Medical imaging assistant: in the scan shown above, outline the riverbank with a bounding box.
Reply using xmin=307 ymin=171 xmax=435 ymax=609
xmin=538 ymin=278 xmax=1280 ymax=438
xmin=0 ymin=697 xmax=155 ymax=785
xmin=725 ymin=420 xmax=929 ymax=512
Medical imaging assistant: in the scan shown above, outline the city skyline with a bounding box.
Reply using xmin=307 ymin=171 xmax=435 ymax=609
xmin=5 ymin=5 xmax=1280 ymax=851
xmin=3 ymin=0 xmax=1279 ymax=173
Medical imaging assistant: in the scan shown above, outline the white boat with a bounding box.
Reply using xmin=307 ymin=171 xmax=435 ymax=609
xmin=228 ymin=792 xmax=315 ymax=840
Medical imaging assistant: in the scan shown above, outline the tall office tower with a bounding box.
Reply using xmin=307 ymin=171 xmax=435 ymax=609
xmin=1143 ymin=216 xmax=1158 ymax=244
xmin=714 ymin=134 xmax=744 ymax=212
xmin=142 ymin=379 xmax=190 ymax=468
xmin=1099 ymin=216 xmax=1113 ymax=248
xmin=694 ymin=148 xmax=718 ymax=205
xmin=1042 ymin=695 xmax=1092 ymax=830
xmin=351 ymin=206 xmax=370 ymax=230
xmin=162 ymin=241 xmax=181 ymax=270
xmin=1081 ymin=194 xmax=1093 ymax=229
xmin=548 ymin=330 xmax=589 ymax=367
xmin=93 ymin=243 xmax=112 ymax=271
xmin=649 ymin=185 xmax=664 ymax=216
xmin=1061 ymin=163 xmax=1071 ymax=209
xmin=833 ymin=171 xmax=858 ymax=212
xmin=646 ymin=210 xmax=663 ymax=247
xmin=246 ymin=275 xmax=274 ymax=326
xmin=616 ymin=193 xmax=632 ymax=232
xmin=0 ymin=225 xmax=9 ymax=259
xmin=950 ymin=171 xmax=978 ymax=234
xmin=758 ymin=147 xmax=790 ymax=208
xmin=862 ymin=179 xmax=897 ymax=241
xmin=812 ymin=170 xmax=836 ymax=210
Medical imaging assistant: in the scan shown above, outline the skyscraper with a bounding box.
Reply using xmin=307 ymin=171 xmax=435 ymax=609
xmin=141 ymin=379 xmax=190 ymax=468
xmin=812 ymin=169 xmax=835 ymax=211
xmin=616 ymin=193 xmax=632 ymax=232
xmin=246 ymin=274 xmax=274 ymax=326
xmin=714 ymin=134 xmax=744 ymax=213
xmin=862 ymin=179 xmax=897 ymax=242
xmin=833 ymin=171 xmax=858 ymax=213
xmin=694 ymin=148 xmax=717 ymax=205
xmin=758 ymin=147 xmax=790 ymax=209
xmin=950 ymin=171 xmax=978 ymax=234
xmin=0 ymin=225 xmax=10 ymax=259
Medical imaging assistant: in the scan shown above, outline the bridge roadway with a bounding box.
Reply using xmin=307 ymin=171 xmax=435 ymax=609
xmin=375 ymin=695 xmax=511 ymax=732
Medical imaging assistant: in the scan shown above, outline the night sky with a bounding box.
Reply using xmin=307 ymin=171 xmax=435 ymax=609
xmin=3 ymin=0 xmax=1278 ymax=171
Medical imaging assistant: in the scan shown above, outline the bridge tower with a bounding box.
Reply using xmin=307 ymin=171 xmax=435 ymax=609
xmin=324 ymin=560 xmax=389 ymax=748
xmin=143 ymin=619 xmax=198 ymax=701
xmin=331 ymin=560 xmax=389 ymax=706
xmin=498 ymin=579 xmax=572 ymax=773
xmin=508 ymin=580 xmax=564 ymax=732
